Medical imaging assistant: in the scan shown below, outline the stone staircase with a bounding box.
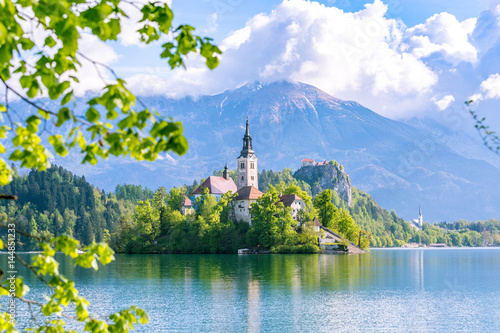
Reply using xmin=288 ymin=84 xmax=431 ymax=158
xmin=319 ymin=226 xmax=365 ymax=254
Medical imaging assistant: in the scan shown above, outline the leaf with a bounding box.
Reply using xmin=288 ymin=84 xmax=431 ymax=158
xmin=45 ymin=36 xmax=57 ymax=48
xmin=38 ymin=109 xmax=50 ymax=119
xmin=56 ymin=107 xmax=72 ymax=127
xmin=86 ymin=107 xmax=100 ymax=122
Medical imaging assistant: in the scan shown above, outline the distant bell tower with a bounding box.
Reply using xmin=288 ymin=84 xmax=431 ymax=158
xmin=418 ymin=206 xmax=423 ymax=227
xmin=237 ymin=118 xmax=258 ymax=190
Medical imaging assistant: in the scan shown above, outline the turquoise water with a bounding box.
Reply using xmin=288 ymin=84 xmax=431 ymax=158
xmin=4 ymin=248 xmax=500 ymax=332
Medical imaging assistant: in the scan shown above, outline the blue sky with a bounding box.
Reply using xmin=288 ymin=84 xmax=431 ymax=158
xmin=76 ymin=0 xmax=500 ymax=131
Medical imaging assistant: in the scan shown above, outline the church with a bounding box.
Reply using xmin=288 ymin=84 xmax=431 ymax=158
xmin=187 ymin=119 xmax=305 ymax=224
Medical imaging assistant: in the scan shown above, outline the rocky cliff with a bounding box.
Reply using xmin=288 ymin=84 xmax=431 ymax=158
xmin=294 ymin=163 xmax=352 ymax=206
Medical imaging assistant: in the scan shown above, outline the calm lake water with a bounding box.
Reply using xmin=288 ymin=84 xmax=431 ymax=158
xmin=5 ymin=248 xmax=500 ymax=332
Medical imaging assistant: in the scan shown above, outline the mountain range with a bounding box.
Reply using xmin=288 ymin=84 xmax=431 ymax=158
xmin=11 ymin=81 xmax=500 ymax=222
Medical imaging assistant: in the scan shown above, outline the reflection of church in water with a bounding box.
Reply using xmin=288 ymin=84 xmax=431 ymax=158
xmin=187 ymin=120 xmax=305 ymax=223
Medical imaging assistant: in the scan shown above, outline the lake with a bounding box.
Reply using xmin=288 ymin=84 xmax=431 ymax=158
xmin=5 ymin=248 xmax=500 ymax=332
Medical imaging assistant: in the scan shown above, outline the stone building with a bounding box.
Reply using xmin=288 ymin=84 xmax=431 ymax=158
xmin=181 ymin=197 xmax=193 ymax=215
xmin=233 ymin=186 xmax=263 ymax=224
xmin=237 ymin=119 xmax=258 ymax=190
xmin=301 ymin=158 xmax=315 ymax=167
xmin=277 ymin=193 xmax=305 ymax=219
xmin=231 ymin=120 xmax=263 ymax=224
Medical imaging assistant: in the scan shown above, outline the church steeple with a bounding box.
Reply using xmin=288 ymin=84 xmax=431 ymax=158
xmin=239 ymin=118 xmax=254 ymax=158
xmin=237 ymin=118 xmax=258 ymax=190
xmin=418 ymin=205 xmax=423 ymax=227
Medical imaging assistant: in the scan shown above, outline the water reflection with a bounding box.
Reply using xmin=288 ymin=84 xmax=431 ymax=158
xmin=2 ymin=249 xmax=500 ymax=332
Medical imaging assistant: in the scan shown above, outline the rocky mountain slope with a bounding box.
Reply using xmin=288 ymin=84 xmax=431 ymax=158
xmin=11 ymin=81 xmax=500 ymax=221
xmin=294 ymin=164 xmax=352 ymax=206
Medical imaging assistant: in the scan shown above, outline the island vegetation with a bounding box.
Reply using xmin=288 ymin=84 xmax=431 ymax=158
xmin=2 ymin=165 xmax=499 ymax=257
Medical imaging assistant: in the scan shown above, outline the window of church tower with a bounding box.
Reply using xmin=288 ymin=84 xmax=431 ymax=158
xmin=240 ymin=162 xmax=245 ymax=169
xmin=251 ymin=176 xmax=254 ymax=180
xmin=241 ymin=176 xmax=244 ymax=180
xmin=250 ymin=162 xmax=254 ymax=169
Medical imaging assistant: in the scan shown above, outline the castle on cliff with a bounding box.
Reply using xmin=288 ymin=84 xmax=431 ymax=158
xmin=187 ymin=120 xmax=305 ymax=224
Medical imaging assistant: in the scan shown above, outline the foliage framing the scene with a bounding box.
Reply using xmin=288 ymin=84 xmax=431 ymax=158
xmin=0 ymin=0 xmax=221 ymax=185
xmin=0 ymin=0 xmax=221 ymax=331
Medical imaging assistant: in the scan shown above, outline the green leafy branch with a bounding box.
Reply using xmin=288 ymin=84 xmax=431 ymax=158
xmin=465 ymin=100 xmax=500 ymax=155
xmin=0 ymin=225 xmax=148 ymax=332
xmin=0 ymin=0 xmax=222 ymax=185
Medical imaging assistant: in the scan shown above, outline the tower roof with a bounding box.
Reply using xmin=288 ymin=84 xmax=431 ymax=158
xmin=238 ymin=118 xmax=254 ymax=158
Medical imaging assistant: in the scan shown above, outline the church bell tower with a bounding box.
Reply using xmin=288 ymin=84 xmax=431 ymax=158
xmin=237 ymin=119 xmax=258 ymax=190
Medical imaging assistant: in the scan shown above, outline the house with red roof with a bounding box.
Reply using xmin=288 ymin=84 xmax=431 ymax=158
xmin=302 ymin=158 xmax=315 ymax=166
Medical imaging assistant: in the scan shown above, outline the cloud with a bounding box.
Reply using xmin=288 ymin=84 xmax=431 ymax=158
xmin=112 ymin=0 xmax=500 ymax=122
xmin=125 ymin=0 xmax=440 ymax=117
xmin=204 ymin=13 xmax=218 ymax=34
xmin=405 ymin=13 xmax=477 ymax=64
xmin=434 ymin=95 xmax=455 ymax=110
xmin=71 ymin=34 xmax=120 ymax=96
xmin=470 ymin=73 xmax=500 ymax=101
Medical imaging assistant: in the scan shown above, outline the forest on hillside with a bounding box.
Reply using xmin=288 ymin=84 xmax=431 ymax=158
xmin=0 ymin=166 xmax=149 ymax=250
xmin=1 ymin=165 xmax=499 ymax=251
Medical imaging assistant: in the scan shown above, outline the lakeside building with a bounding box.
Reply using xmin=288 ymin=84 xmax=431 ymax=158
xmin=277 ymin=193 xmax=305 ymax=219
xmin=233 ymin=186 xmax=264 ymax=223
xmin=181 ymin=197 xmax=193 ymax=215
xmin=190 ymin=119 xmax=305 ymax=224
xmin=410 ymin=206 xmax=423 ymax=229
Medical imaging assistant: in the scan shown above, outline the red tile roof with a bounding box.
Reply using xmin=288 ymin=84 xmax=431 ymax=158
xmin=181 ymin=197 xmax=192 ymax=207
xmin=302 ymin=158 xmax=314 ymax=162
xmin=279 ymin=194 xmax=303 ymax=207
xmin=234 ymin=186 xmax=263 ymax=200
xmin=192 ymin=176 xmax=237 ymax=195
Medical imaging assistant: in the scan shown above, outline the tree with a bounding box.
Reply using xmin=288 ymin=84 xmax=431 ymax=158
xmin=246 ymin=190 xmax=282 ymax=249
xmin=152 ymin=186 xmax=168 ymax=211
xmin=0 ymin=0 xmax=221 ymax=331
xmin=193 ymin=187 xmax=217 ymax=220
xmin=167 ymin=187 xmax=185 ymax=212
xmin=313 ymin=189 xmax=337 ymax=229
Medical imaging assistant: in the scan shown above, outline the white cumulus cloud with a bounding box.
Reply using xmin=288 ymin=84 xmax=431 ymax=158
xmin=470 ymin=73 xmax=500 ymax=101
xmin=434 ymin=95 xmax=455 ymax=110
